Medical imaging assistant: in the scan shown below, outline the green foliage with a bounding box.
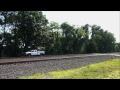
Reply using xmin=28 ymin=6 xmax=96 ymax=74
xmin=19 ymin=73 xmax=45 ymax=79
xmin=86 ymin=25 xmax=116 ymax=53
xmin=114 ymin=43 xmax=120 ymax=52
xmin=0 ymin=11 xmax=118 ymax=57
xmin=13 ymin=11 xmax=48 ymax=52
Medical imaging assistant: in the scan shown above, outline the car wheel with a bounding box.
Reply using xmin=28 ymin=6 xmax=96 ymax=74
xmin=28 ymin=54 xmax=31 ymax=57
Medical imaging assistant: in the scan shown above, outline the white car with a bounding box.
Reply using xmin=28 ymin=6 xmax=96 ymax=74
xmin=25 ymin=50 xmax=45 ymax=56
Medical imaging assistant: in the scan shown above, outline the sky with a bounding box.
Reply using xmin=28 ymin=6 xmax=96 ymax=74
xmin=42 ymin=11 xmax=120 ymax=43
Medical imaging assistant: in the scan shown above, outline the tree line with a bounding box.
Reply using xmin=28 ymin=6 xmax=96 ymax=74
xmin=0 ymin=11 xmax=120 ymax=57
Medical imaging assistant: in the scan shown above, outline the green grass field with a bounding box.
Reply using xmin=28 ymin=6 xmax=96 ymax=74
xmin=19 ymin=59 xmax=120 ymax=79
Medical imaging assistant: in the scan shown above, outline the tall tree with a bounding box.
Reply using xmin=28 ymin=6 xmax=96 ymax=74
xmin=73 ymin=27 xmax=86 ymax=53
xmin=61 ymin=22 xmax=75 ymax=54
xmin=86 ymin=25 xmax=116 ymax=53
xmin=46 ymin=21 xmax=62 ymax=54
xmin=0 ymin=11 xmax=12 ymax=57
xmin=13 ymin=11 xmax=48 ymax=52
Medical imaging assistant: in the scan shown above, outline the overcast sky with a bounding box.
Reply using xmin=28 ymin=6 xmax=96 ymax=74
xmin=42 ymin=11 xmax=120 ymax=43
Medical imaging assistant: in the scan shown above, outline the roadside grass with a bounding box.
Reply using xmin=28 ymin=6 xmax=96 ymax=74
xmin=19 ymin=73 xmax=45 ymax=79
xmin=19 ymin=59 xmax=120 ymax=79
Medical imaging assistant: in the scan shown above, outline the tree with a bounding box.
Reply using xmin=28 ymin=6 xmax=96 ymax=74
xmin=114 ymin=43 xmax=120 ymax=52
xmin=72 ymin=27 xmax=86 ymax=53
xmin=0 ymin=11 xmax=13 ymax=57
xmin=0 ymin=11 xmax=118 ymax=57
xmin=61 ymin=22 xmax=75 ymax=54
xmin=46 ymin=21 xmax=62 ymax=54
xmin=81 ymin=24 xmax=91 ymax=53
xmin=102 ymin=31 xmax=116 ymax=52
xmin=0 ymin=11 xmax=48 ymax=57
xmin=12 ymin=11 xmax=48 ymax=52
xmin=86 ymin=25 xmax=116 ymax=53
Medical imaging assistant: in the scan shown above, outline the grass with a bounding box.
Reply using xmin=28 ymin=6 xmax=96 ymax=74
xmin=19 ymin=59 xmax=120 ymax=79
xmin=19 ymin=73 xmax=45 ymax=79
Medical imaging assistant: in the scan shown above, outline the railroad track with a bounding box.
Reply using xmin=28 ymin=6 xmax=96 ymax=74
xmin=0 ymin=53 xmax=120 ymax=65
xmin=0 ymin=53 xmax=120 ymax=79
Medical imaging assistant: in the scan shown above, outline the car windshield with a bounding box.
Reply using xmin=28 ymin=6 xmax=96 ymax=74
xmin=30 ymin=50 xmax=34 ymax=52
xmin=30 ymin=50 xmax=37 ymax=52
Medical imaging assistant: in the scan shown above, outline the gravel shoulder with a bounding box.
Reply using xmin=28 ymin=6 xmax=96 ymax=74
xmin=0 ymin=55 xmax=119 ymax=79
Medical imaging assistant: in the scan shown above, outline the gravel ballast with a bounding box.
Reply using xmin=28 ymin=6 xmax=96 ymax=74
xmin=0 ymin=55 xmax=119 ymax=79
